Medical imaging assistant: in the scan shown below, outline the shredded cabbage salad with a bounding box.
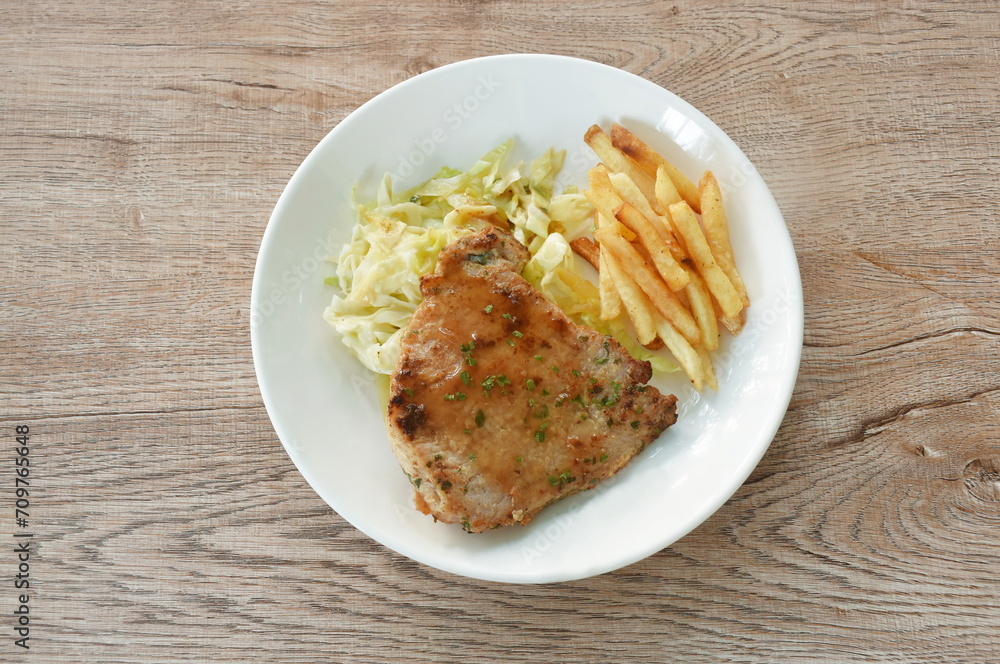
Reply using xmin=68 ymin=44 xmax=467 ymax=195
xmin=324 ymin=140 xmax=676 ymax=375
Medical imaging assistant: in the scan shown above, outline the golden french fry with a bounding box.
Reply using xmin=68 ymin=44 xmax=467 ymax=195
xmin=584 ymin=125 xmax=663 ymax=214
xmin=595 ymin=212 xmax=622 ymax=321
xmin=719 ymin=309 xmax=746 ymax=335
xmin=654 ymin=165 xmax=682 ymax=207
xmin=603 ymin=252 xmax=657 ymax=346
xmin=651 ymin=311 xmax=704 ymax=390
xmin=696 ymin=345 xmax=718 ymax=391
xmin=613 ymin=202 xmax=689 ymax=291
xmin=654 ymin=166 xmax=687 ymax=254
xmin=570 ymin=236 xmax=600 ymax=271
xmin=683 ymin=266 xmax=719 ymax=351
xmin=608 ymin=171 xmax=686 ymax=263
xmin=643 ymin=337 xmax=665 ymax=352
xmin=585 ymin=167 xmax=639 ymax=242
xmin=609 ymin=123 xmax=700 ymax=213
xmin=610 ymin=220 xmax=636 ymax=242
xmin=607 ymin=171 xmax=658 ymax=226
xmin=594 ymin=226 xmax=701 ymax=346
xmin=669 ymin=201 xmax=743 ymax=319
xmin=699 ymin=171 xmax=749 ymax=307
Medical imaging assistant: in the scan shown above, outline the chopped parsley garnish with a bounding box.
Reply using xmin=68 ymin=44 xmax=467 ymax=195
xmin=469 ymin=453 xmax=477 ymax=460
xmin=483 ymin=304 xmax=494 ymax=313
xmin=571 ymin=369 xmax=581 ymax=377
xmin=534 ymin=422 xmax=548 ymax=442
xmin=594 ymin=340 xmax=612 ymax=365
xmin=482 ymin=375 xmax=509 ymax=392
xmin=502 ymin=313 xmax=513 ymax=320
xmin=631 ymin=421 xmax=640 ymax=429
xmin=541 ymin=389 xmax=550 ymax=397
xmin=460 ymin=371 xmax=471 ymax=386
xmin=461 ymin=341 xmax=477 ymax=367
xmin=455 ymin=392 xmax=466 ymax=401
xmin=403 ymin=387 xmax=414 ymax=397
xmin=534 ymin=355 xmax=543 ymax=362
xmin=599 ymin=453 xmax=608 ymax=462
xmin=534 ymin=405 xmax=550 ymax=419
xmin=551 ymin=366 xmax=559 ymax=373
xmin=468 ymin=250 xmax=496 ymax=265
xmin=515 ymin=455 xmax=522 ymax=463
xmin=548 ymin=470 xmax=575 ymax=487
xmin=507 ymin=338 xmax=515 ymax=346
xmin=525 ymin=379 xmax=536 ymax=391
xmin=512 ymin=330 xmax=523 ymax=338
xmin=475 ymin=410 xmax=485 ymax=428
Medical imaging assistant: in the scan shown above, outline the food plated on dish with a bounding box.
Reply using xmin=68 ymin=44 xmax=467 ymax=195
xmin=324 ymin=123 xmax=752 ymax=532
xmin=250 ymin=54 xmax=802 ymax=582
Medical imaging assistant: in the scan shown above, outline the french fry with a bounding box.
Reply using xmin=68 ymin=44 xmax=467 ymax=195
xmin=651 ymin=311 xmax=704 ymax=390
xmin=570 ymin=236 xmax=600 ymax=270
xmin=643 ymin=337 xmax=665 ymax=351
xmin=699 ymin=171 xmax=749 ymax=307
xmin=595 ymin=212 xmax=622 ymax=321
xmin=609 ymin=123 xmax=700 ymax=213
xmin=683 ymin=265 xmax=719 ymax=351
xmin=654 ymin=166 xmax=687 ymax=254
xmin=607 ymin=171 xmax=658 ymax=226
xmin=613 ymin=202 xmax=689 ymax=291
xmin=696 ymin=345 xmax=718 ymax=391
xmin=719 ymin=310 xmax=746 ymax=335
xmin=594 ymin=226 xmax=701 ymax=346
xmin=584 ymin=167 xmax=637 ymax=244
xmin=654 ymin=164 xmax=682 ymax=208
xmin=669 ymin=201 xmax=743 ymax=319
xmin=584 ymin=125 xmax=663 ymax=214
xmin=603 ymin=252 xmax=657 ymax=346
xmin=608 ymin=171 xmax=686 ymax=263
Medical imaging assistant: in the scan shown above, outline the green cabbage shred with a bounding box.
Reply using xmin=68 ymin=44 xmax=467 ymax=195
xmin=323 ymin=140 xmax=676 ymax=376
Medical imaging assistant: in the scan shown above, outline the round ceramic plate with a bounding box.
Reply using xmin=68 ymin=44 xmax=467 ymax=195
xmin=251 ymin=54 xmax=802 ymax=583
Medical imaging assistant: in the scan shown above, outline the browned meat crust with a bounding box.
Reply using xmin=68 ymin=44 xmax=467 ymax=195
xmin=386 ymin=227 xmax=678 ymax=532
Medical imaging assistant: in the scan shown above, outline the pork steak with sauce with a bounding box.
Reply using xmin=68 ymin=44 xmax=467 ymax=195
xmin=386 ymin=227 xmax=678 ymax=532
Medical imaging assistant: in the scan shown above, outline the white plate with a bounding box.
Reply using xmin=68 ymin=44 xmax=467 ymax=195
xmin=251 ymin=54 xmax=802 ymax=583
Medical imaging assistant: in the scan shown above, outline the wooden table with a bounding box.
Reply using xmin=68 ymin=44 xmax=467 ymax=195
xmin=3 ymin=1 xmax=998 ymax=661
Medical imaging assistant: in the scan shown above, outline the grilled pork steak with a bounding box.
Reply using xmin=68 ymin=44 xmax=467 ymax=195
xmin=386 ymin=227 xmax=678 ymax=532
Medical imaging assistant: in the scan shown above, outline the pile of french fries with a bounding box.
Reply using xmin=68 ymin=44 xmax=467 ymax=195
xmin=570 ymin=123 xmax=749 ymax=391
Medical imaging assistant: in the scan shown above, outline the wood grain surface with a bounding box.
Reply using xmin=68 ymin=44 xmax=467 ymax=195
xmin=2 ymin=1 xmax=998 ymax=662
